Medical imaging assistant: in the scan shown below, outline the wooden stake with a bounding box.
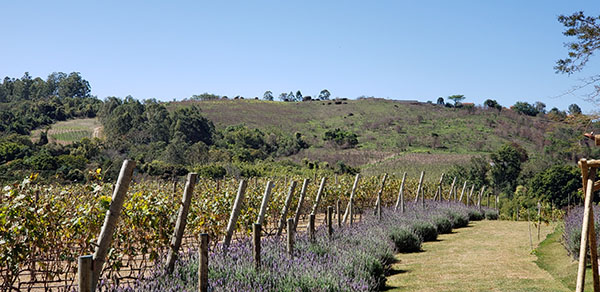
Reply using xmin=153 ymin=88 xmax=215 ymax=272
xmin=467 ymin=184 xmax=475 ymax=206
xmin=92 ymin=159 xmax=135 ymax=289
xmin=198 ymin=233 xmax=208 ymax=292
xmin=436 ymin=173 xmax=445 ymax=201
xmin=277 ymin=181 xmax=297 ymax=236
xmin=166 ymin=172 xmax=198 ymax=274
xmin=337 ymin=199 xmax=341 ymax=227
xmin=78 ymin=255 xmax=93 ymax=292
xmin=343 ymin=174 xmax=360 ymax=223
xmin=327 ymin=206 xmax=333 ymax=238
xmin=287 ymin=218 xmax=294 ymax=257
xmin=257 ymin=181 xmax=274 ymax=226
xmin=311 ymin=177 xmax=327 ymax=215
xmin=308 ymin=213 xmax=315 ymax=242
xmin=293 ymin=179 xmax=309 ymax=231
xmin=414 ymin=171 xmax=425 ymax=208
xmin=375 ymin=173 xmax=387 ymax=220
xmin=394 ymin=172 xmax=407 ymax=212
xmin=576 ymin=159 xmax=599 ymax=292
xmin=253 ymin=223 xmax=261 ymax=269
xmin=459 ymin=181 xmax=467 ymax=203
xmin=447 ymin=177 xmax=456 ymax=202
xmin=223 ymin=180 xmax=248 ymax=249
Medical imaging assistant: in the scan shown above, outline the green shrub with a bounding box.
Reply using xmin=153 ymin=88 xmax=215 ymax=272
xmin=410 ymin=221 xmax=438 ymax=242
xmin=432 ymin=216 xmax=452 ymax=234
xmin=447 ymin=211 xmax=469 ymax=228
xmin=389 ymin=227 xmax=422 ymax=252
xmin=485 ymin=210 xmax=499 ymax=220
xmin=468 ymin=210 xmax=484 ymax=221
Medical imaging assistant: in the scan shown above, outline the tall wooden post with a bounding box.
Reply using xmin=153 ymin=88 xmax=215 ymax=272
xmin=576 ymin=159 xmax=600 ymax=292
xmin=92 ymin=160 xmax=135 ymax=289
xmin=293 ymin=179 xmax=309 ymax=231
xmin=308 ymin=213 xmax=315 ymax=242
xmin=311 ymin=177 xmax=327 ymax=215
xmin=253 ymin=223 xmax=261 ymax=269
xmin=458 ymin=181 xmax=467 ymax=203
xmin=336 ymin=199 xmax=341 ymax=227
xmin=257 ymin=181 xmax=274 ymax=226
xmin=394 ymin=172 xmax=407 ymax=212
xmin=467 ymin=184 xmax=475 ymax=206
xmin=223 ymin=180 xmax=248 ymax=249
xmin=287 ymin=218 xmax=295 ymax=257
xmin=327 ymin=206 xmax=333 ymax=238
xmin=375 ymin=173 xmax=387 ymax=220
xmin=343 ymin=174 xmax=360 ymax=223
xmin=166 ymin=173 xmax=198 ymax=274
xmin=447 ymin=177 xmax=456 ymax=202
xmin=434 ymin=173 xmax=445 ymax=201
xmin=78 ymin=255 xmax=93 ymax=292
xmin=198 ymin=233 xmax=208 ymax=292
xmin=414 ymin=171 xmax=425 ymax=207
xmin=277 ymin=181 xmax=297 ymax=236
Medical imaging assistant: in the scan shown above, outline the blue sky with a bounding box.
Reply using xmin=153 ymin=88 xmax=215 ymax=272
xmin=2 ymin=1 xmax=600 ymax=113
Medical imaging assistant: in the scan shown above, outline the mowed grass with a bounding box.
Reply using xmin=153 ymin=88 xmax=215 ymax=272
xmin=535 ymin=224 xmax=596 ymax=291
xmin=31 ymin=118 xmax=101 ymax=144
xmin=386 ymin=220 xmax=569 ymax=292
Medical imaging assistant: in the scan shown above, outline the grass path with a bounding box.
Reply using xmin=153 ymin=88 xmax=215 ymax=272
xmin=385 ymin=220 xmax=569 ymax=291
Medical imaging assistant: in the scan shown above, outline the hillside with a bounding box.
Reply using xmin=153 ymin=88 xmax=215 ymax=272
xmin=168 ymin=98 xmax=581 ymax=177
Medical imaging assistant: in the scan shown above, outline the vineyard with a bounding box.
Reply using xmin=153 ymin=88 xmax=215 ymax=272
xmin=0 ymin=160 xmax=505 ymax=291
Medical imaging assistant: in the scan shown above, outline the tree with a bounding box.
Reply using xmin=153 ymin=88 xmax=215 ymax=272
xmin=511 ymin=101 xmax=539 ymax=116
xmin=436 ymin=97 xmax=444 ymax=105
xmin=534 ymin=101 xmax=546 ymax=114
xmin=526 ymin=164 xmax=580 ymax=208
xmin=483 ymin=99 xmax=501 ymax=110
xmin=318 ymin=89 xmax=331 ymax=100
xmin=490 ymin=143 xmax=528 ymax=194
xmin=288 ymin=91 xmax=296 ymax=102
xmin=447 ymin=94 xmax=465 ymax=106
xmin=170 ymin=106 xmax=215 ymax=145
xmin=263 ymin=91 xmax=274 ymax=101
xmin=556 ymin=11 xmax=600 ymax=101
xmin=568 ymin=103 xmax=582 ymax=115
xmin=278 ymin=92 xmax=288 ymax=101
xmin=296 ymin=90 xmax=302 ymax=101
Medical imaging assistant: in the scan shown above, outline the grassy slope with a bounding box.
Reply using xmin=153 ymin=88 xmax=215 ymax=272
xmin=31 ymin=118 xmax=100 ymax=144
xmin=535 ymin=224 xmax=595 ymax=291
xmin=386 ymin=220 xmax=568 ymax=291
xmin=170 ymin=98 xmax=557 ymax=178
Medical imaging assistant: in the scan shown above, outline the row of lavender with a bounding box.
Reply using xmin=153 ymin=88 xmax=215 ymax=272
xmin=563 ymin=206 xmax=600 ymax=259
xmin=106 ymin=201 xmax=497 ymax=291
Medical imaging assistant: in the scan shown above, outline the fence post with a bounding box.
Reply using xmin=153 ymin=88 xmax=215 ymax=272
xmin=166 ymin=172 xmax=198 ymax=274
xmin=253 ymin=223 xmax=261 ymax=269
xmin=327 ymin=206 xmax=333 ymax=238
xmin=277 ymin=181 xmax=297 ymax=236
xmin=293 ymin=179 xmax=309 ymax=232
xmin=375 ymin=173 xmax=387 ymax=220
xmin=311 ymin=177 xmax=327 ymax=215
xmin=287 ymin=218 xmax=295 ymax=257
xmin=92 ymin=159 xmax=135 ymax=289
xmin=414 ymin=171 xmax=425 ymax=206
xmin=349 ymin=198 xmax=354 ymax=226
xmin=257 ymin=181 xmax=274 ymax=226
xmin=336 ymin=199 xmax=341 ymax=227
xmin=223 ymin=180 xmax=248 ymax=249
xmin=394 ymin=172 xmax=407 ymax=212
xmin=467 ymin=184 xmax=474 ymax=206
xmin=478 ymin=186 xmax=485 ymax=212
xmin=198 ymin=233 xmax=208 ymax=292
xmin=78 ymin=255 xmax=93 ymax=292
xmin=434 ymin=173 xmax=444 ymax=201
xmin=308 ymin=213 xmax=315 ymax=242
xmin=343 ymin=174 xmax=360 ymax=223
xmin=447 ymin=177 xmax=456 ymax=202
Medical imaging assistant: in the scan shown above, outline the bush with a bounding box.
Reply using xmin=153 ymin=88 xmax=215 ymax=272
xmin=410 ymin=221 xmax=438 ymax=242
xmin=485 ymin=210 xmax=499 ymax=220
xmin=432 ymin=216 xmax=452 ymax=234
xmin=468 ymin=210 xmax=484 ymax=221
xmin=447 ymin=211 xmax=469 ymax=228
xmin=389 ymin=227 xmax=422 ymax=252
xmin=195 ymin=164 xmax=226 ymax=179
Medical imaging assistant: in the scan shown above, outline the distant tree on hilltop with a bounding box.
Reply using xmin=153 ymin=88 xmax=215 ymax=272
xmin=568 ymin=103 xmax=582 ymax=115
xmin=263 ymin=91 xmax=273 ymax=101
xmin=319 ymin=89 xmax=331 ymax=100
xmin=448 ymin=94 xmax=465 ymax=106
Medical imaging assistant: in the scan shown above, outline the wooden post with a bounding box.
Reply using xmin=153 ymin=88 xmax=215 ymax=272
xmin=447 ymin=177 xmax=456 ymax=202
xmin=253 ymin=223 xmax=261 ymax=269
xmin=78 ymin=255 xmax=93 ymax=292
xmin=477 ymin=186 xmax=485 ymax=212
xmin=343 ymin=174 xmax=360 ymax=223
xmin=277 ymin=181 xmax=297 ymax=236
xmin=198 ymin=233 xmax=208 ymax=292
xmin=293 ymin=179 xmax=309 ymax=231
xmin=92 ymin=160 xmax=135 ymax=289
xmin=223 ymin=180 xmax=248 ymax=249
xmin=394 ymin=172 xmax=407 ymax=212
xmin=166 ymin=172 xmax=198 ymax=274
xmin=257 ymin=181 xmax=274 ymax=226
xmin=459 ymin=181 xmax=467 ymax=203
xmin=375 ymin=173 xmax=387 ymax=220
xmin=308 ymin=213 xmax=315 ymax=242
xmin=576 ymin=160 xmax=599 ymax=292
xmin=311 ymin=177 xmax=327 ymax=215
xmin=435 ymin=173 xmax=445 ymax=201
xmin=287 ymin=218 xmax=294 ymax=257
xmin=327 ymin=206 xmax=333 ymax=238
xmin=349 ymin=198 xmax=354 ymax=226
xmin=414 ymin=171 xmax=425 ymax=206
xmin=467 ymin=184 xmax=475 ymax=206
xmin=336 ymin=199 xmax=341 ymax=227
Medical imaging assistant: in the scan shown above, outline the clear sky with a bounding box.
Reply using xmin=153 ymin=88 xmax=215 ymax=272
xmin=2 ymin=1 xmax=600 ymax=113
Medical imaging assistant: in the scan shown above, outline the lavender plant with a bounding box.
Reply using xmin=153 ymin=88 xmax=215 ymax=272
xmin=562 ymin=206 xmax=600 ymax=259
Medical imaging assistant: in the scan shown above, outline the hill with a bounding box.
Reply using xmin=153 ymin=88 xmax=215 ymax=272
xmin=167 ymin=98 xmax=587 ymax=177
